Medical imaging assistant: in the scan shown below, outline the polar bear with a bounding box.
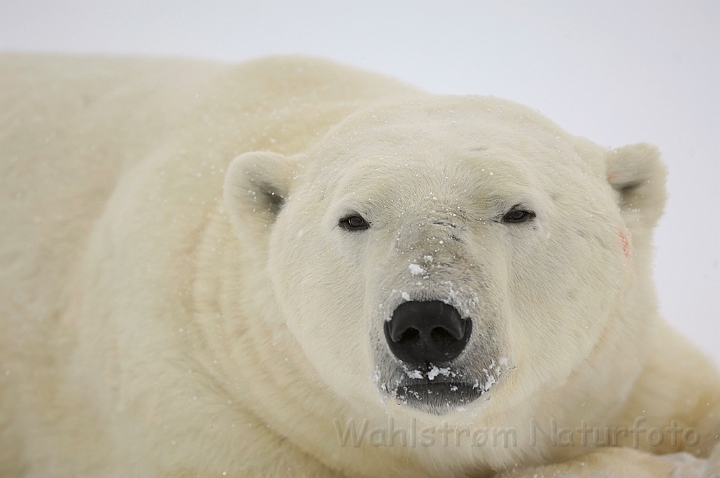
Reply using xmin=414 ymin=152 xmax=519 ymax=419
xmin=0 ymin=54 xmax=718 ymax=477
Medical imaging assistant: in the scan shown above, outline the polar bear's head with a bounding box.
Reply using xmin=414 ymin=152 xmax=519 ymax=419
xmin=224 ymin=97 xmax=665 ymax=419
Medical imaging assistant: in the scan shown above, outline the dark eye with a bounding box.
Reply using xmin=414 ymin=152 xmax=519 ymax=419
xmin=339 ymin=214 xmax=370 ymax=231
xmin=501 ymin=208 xmax=535 ymax=224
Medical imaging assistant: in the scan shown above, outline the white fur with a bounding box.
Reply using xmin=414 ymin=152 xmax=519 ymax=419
xmin=1 ymin=54 xmax=718 ymax=477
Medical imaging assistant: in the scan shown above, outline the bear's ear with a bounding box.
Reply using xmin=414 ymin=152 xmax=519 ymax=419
xmin=606 ymin=143 xmax=667 ymax=230
xmin=224 ymin=151 xmax=294 ymax=230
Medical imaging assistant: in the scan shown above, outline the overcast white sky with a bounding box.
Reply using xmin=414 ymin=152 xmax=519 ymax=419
xmin=1 ymin=0 xmax=718 ymax=363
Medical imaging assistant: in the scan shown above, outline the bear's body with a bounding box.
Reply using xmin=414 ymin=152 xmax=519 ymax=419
xmin=0 ymin=54 xmax=718 ymax=477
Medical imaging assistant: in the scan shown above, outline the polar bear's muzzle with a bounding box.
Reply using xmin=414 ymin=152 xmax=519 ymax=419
xmin=384 ymin=301 xmax=472 ymax=364
xmin=369 ymin=242 xmax=506 ymax=414
xmin=375 ymin=301 xmax=496 ymax=414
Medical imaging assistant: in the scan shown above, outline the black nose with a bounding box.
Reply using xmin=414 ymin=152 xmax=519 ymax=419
xmin=384 ymin=301 xmax=471 ymax=364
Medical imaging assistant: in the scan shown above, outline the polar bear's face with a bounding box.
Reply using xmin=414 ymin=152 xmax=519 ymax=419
xmin=225 ymin=98 xmax=664 ymax=418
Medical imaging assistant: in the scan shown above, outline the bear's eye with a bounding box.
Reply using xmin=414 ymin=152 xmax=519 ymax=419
xmin=339 ymin=214 xmax=370 ymax=231
xmin=501 ymin=208 xmax=535 ymax=224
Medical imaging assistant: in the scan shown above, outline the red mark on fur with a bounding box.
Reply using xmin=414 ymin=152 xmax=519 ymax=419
xmin=618 ymin=228 xmax=631 ymax=258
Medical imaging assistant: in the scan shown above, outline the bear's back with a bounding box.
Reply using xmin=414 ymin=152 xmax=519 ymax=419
xmin=0 ymin=54 xmax=417 ymax=323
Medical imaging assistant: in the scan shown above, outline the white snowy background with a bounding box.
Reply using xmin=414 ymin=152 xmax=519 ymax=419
xmin=1 ymin=1 xmax=718 ymax=364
